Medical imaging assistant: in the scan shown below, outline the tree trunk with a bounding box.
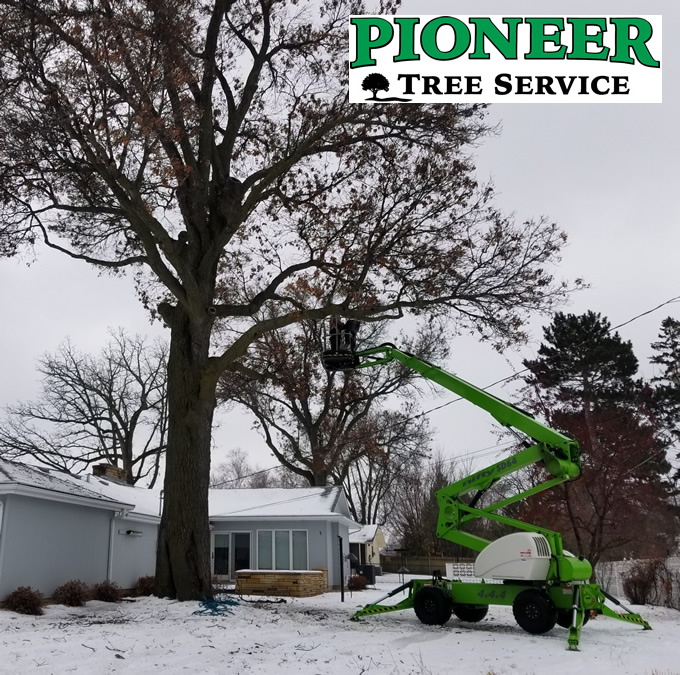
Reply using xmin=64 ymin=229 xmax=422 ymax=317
xmin=155 ymin=307 xmax=216 ymax=600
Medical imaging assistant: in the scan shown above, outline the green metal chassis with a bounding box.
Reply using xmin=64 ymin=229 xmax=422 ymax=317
xmin=352 ymin=577 xmax=651 ymax=650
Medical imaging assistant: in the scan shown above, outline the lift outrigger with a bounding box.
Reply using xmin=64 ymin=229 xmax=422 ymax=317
xmin=322 ymin=327 xmax=650 ymax=650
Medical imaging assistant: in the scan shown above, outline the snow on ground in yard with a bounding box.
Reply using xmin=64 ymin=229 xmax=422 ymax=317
xmin=1 ymin=575 xmax=678 ymax=675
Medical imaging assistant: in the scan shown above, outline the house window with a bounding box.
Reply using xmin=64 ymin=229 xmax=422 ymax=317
xmin=257 ymin=530 xmax=308 ymax=571
xmin=257 ymin=530 xmax=273 ymax=569
xmin=275 ymin=531 xmax=290 ymax=570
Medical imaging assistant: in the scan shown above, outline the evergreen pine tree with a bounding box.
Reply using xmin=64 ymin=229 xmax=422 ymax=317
xmin=523 ymin=310 xmax=638 ymax=407
xmin=651 ymin=317 xmax=680 ymax=478
xmin=518 ymin=312 xmax=678 ymax=569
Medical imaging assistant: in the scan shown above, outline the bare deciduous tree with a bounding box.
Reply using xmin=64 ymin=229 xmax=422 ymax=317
xmin=211 ymin=448 xmax=253 ymax=489
xmin=0 ymin=0 xmax=574 ymax=598
xmin=210 ymin=447 xmax=304 ymax=488
xmin=344 ymin=440 xmax=425 ymax=526
xmin=220 ymin=320 xmax=443 ymax=488
xmin=389 ymin=451 xmax=510 ymax=558
xmin=517 ymin=405 xmax=679 ymax=569
xmin=389 ymin=452 xmax=460 ymax=557
xmin=0 ymin=330 xmax=167 ymax=486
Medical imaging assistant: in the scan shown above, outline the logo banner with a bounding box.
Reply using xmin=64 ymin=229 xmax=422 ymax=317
xmin=349 ymin=15 xmax=662 ymax=103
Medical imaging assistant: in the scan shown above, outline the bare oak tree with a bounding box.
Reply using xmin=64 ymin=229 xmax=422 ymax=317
xmin=0 ymin=0 xmax=573 ymax=599
xmin=0 ymin=330 xmax=167 ymax=486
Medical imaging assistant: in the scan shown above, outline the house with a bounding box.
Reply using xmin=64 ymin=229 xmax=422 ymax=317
xmin=79 ymin=478 xmax=357 ymax=592
xmin=0 ymin=459 xmax=356 ymax=599
xmin=209 ymin=486 xmax=356 ymax=596
xmin=349 ymin=524 xmax=386 ymax=567
xmin=0 ymin=459 xmax=155 ymax=600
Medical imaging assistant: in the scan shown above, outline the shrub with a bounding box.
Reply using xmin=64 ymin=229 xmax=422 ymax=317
xmin=135 ymin=575 xmax=155 ymax=597
xmin=211 ymin=576 xmax=227 ymax=595
xmin=92 ymin=580 xmax=121 ymax=603
xmin=5 ymin=586 xmax=44 ymax=615
xmin=622 ymin=559 xmax=664 ymax=605
xmin=347 ymin=574 xmax=368 ymax=591
xmin=53 ymin=580 xmax=90 ymax=607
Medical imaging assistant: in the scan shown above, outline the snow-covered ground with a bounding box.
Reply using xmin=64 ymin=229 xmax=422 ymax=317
xmin=1 ymin=575 xmax=677 ymax=675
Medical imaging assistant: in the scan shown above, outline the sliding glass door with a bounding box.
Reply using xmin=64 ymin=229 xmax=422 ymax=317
xmin=213 ymin=533 xmax=230 ymax=579
xmin=212 ymin=532 xmax=251 ymax=580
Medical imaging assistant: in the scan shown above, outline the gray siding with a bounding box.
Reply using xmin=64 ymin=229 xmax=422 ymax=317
xmin=0 ymin=491 xmax=352 ymax=599
xmin=110 ymin=517 xmax=158 ymax=589
xmin=0 ymin=494 xmax=113 ymax=598
xmin=331 ymin=521 xmax=351 ymax=589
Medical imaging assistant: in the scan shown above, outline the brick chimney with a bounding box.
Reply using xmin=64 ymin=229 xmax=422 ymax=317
xmin=93 ymin=464 xmax=127 ymax=481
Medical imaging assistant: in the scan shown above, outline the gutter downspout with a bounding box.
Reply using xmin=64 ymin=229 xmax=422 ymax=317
xmin=107 ymin=510 xmax=126 ymax=582
xmin=0 ymin=499 xmax=7 ymax=590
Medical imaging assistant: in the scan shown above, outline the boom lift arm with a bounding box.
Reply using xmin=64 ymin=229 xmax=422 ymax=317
xmin=321 ymin=333 xmax=650 ymax=650
xmin=330 ymin=343 xmax=586 ymax=574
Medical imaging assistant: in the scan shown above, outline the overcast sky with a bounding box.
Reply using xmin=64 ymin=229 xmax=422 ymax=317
xmin=0 ymin=0 xmax=678 ymax=478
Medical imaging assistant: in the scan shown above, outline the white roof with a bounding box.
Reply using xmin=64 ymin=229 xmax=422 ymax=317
xmin=65 ymin=473 xmax=163 ymax=520
xmin=66 ymin=482 xmax=352 ymax=523
xmin=1 ymin=460 xmax=356 ymax=526
xmin=209 ymin=486 xmax=349 ymax=521
xmin=0 ymin=458 xmax=132 ymax=511
xmin=349 ymin=524 xmax=380 ymax=544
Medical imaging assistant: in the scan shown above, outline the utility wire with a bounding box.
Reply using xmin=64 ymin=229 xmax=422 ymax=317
xmin=213 ymin=295 xmax=680 ymax=487
xmin=414 ymin=294 xmax=680 ymax=414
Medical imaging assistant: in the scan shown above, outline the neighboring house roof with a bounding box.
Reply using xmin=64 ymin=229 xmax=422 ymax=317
xmin=0 ymin=458 xmax=133 ymax=512
xmin=349 ymin=524 xmax=381 ymax=544
xmin=209 ymin=486 xmax=355 ymax=526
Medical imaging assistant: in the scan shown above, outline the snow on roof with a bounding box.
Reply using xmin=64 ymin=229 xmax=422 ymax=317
xmin=0 ymin=459 xmax=355 ymax=524
xmin=70 ymin=481 xmax=350 ymax=521
xmin=349 ymin=524 xmax=380 ymax=544
xmin=0 ymin=458 xmax=128 ymax=507
xmin=64 ymin=474 xmax=163 ymax=519
xmin=209 ymin=486 xmax=348 ymax=520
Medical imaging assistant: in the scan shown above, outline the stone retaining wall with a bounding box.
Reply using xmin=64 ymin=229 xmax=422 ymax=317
xmin=235 ymin=569 xmax=328 ymax=597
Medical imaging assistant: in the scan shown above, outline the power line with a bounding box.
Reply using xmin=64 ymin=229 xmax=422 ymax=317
xmin=612 ymin=296 xmax=680 ymax=332
xmin=213 ymin=294 xmax=680 ymax=487
xmin=419 ymin=294 xmax=680 ymax=415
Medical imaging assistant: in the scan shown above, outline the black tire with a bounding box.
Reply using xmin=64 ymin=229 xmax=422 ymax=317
xmin=453 ymin=605 xmax=489 ymax=623
xmin=413 ymin=586 xmax=452 ymax=626
xmin=556 ymin=608 xmax=591 ymax=629
xmin=512 ymin=589 xmax=557 ymax=634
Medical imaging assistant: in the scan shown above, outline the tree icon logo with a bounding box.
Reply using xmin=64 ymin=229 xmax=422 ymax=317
xmin=361 ymin=73 xmax=411 ymax=102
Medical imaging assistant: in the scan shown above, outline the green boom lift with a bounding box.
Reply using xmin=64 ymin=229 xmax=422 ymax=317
xmin=322 ymin=328 xmax=650 ymax=650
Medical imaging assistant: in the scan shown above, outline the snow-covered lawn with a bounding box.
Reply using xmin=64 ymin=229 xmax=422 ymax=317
xmin=1 ymin=575 xmax=677 ymax=674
